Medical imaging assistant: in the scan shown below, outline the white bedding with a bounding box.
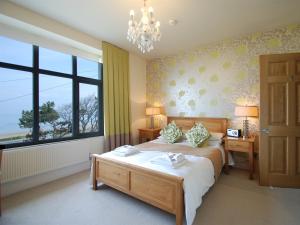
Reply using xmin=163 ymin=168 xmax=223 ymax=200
xmin=100 ymin=150 xmax=215 ymax=225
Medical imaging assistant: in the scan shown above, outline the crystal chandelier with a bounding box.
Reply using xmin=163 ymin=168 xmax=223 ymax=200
xmin=127 ymin=0 xmax=161 ymax=53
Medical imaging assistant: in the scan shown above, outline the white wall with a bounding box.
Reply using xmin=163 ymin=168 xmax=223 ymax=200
xmin=129 ymin=53 xmax=147 ymax=145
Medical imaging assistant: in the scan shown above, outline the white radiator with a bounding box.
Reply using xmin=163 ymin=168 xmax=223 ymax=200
xmin=1 ymin=137 xmax=103 ymax=183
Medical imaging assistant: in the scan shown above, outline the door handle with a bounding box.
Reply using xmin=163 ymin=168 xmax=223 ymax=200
xmin=261 ymin=128 xmax=270 ymax=134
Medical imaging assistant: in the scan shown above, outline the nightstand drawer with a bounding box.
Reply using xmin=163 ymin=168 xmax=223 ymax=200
xmin=227 ymin=140 xmax=249 ymax=152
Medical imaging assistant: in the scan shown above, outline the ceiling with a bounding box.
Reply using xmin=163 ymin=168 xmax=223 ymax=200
xmin=9 ymin=0 xmax=300 ymax=59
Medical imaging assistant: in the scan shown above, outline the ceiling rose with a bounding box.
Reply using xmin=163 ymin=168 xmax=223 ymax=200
xmin=127 ymin=0 xmax=161 ymax=53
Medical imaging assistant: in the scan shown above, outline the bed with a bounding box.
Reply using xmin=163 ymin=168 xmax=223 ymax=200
xmin=92 ymin=117 xmax=227 ymax=225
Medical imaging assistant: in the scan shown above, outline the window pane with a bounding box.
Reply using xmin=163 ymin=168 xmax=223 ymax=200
xmin=0 ymin=68 xmax=33 ymax=144
xmin=39 ymin=48 xmax=72 ymax=74
xmin=77 ymin=57 xmax=99 ymax=79
xmin=39 ymin=75 xmax=72 ymax=140
xmin=0 ymin=36 xmax=32 ymax=66
xmin=79 ymin=83 xmax=99 ymax=133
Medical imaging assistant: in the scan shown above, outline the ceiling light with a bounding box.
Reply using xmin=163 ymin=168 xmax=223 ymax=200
xmin=127 ymin=0 xmax=161 ymax=53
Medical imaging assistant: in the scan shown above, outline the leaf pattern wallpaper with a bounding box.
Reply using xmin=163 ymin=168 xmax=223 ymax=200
xmin=146 ymin=24 xmax=300 ymax=133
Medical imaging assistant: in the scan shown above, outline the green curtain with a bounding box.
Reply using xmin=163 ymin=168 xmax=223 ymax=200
xmin=103 ymin=41 xmax=131 ymax=151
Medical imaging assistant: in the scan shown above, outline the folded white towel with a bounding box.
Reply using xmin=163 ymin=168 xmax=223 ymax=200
xmin=150 ymin=153 xmax=187 ymax=168
xmin=167 ymin=152 xmax=185 ymax=163
xmin=112 ymin=145 xmax=139 ymax=157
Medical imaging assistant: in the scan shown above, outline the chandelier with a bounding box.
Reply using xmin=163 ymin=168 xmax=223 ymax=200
xmin=127 ymin=0 xmax=161 ymax=53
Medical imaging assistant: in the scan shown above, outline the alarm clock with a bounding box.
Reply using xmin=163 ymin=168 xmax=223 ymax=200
xmin=227 ymin=128 xmax=241 ymax=137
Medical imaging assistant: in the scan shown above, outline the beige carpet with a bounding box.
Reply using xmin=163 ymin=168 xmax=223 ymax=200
xmin=1 ymin=169 xmax=300 ymax=225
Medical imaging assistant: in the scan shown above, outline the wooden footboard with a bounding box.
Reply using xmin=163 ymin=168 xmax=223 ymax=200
xmin=92 ymin=155 xmax=184 ymax=225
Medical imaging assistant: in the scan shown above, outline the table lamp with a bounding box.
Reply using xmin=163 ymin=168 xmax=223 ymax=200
xmin=146 ymin=107 xmax=161 ymax=129
xmin=234 ymin=106 xmax=258 ymax=139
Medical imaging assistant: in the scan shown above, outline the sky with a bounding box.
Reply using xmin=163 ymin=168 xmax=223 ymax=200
xmin=0 ymin=36 xmax=99 ymax=136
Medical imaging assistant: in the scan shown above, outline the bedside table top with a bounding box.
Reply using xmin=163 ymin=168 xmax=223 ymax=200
xmin=138 ymin=128 xmax=161 ymax=132
xmin=223 ymin=136 xmax=255 ymax=142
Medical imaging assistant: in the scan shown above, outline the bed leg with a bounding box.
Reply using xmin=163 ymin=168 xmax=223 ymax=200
xmin=176 ymin=180 xmax=184 ymax=225
xmin=92 ymin=156 xmax=97 ymax=190
xmin=176 ymin=212 xmax=183 ymax=225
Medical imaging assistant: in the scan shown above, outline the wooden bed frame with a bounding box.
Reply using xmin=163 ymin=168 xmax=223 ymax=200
xmin=92 ymin=117 xmax=227 ymax=225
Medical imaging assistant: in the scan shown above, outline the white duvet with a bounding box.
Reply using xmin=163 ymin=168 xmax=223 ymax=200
xmin=100 ymin=150 xmax=215 ymax=225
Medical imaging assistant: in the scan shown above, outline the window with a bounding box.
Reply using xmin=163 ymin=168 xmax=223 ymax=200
xmin=79 ymin=83 xmax=99 ymax=133
xmin=39 ymin=75 xmax=73 ymax=140
xmin=0 ymin=36 xmax=103 ymax=148
xmin=39 ymin=47 xmax=72 ymax=74
xmin=77 ymin=57 xmax=100 ymax=79
xmin=0 ymin=36 xmax=32 ymax=67
xmin=0 ymin=68 xmax=33 ymax=144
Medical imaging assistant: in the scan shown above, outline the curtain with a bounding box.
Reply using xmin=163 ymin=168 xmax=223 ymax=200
xmin=103 ymin=41 xmax=131 ymax=151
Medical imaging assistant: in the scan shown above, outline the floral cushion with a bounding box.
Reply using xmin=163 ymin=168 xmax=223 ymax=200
xmin=186 ymin=123 xmax=210 ymax=147
xmin=160 ymin=121 xmax=183 ymax=144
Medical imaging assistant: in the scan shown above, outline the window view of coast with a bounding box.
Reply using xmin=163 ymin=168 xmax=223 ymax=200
xmin=0 ymin=36 xmax=101 ymax=146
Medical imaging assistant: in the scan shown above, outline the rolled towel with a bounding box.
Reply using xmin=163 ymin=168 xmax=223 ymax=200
xmin=113 ymin=145 xmax=139 ymax=157
xmin=150 ymin=153 xmax=187 ymax=168
xmin=167 ymin=152 xmax=185 ymax=163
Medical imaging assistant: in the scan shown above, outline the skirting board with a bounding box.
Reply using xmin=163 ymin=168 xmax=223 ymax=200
xmin=2 ymin=161 xmax=91 ymax=197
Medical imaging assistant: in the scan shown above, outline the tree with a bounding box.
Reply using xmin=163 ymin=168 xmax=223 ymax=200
xmin=19 ymin=109 xmax=34 ymax=139
xmin=55 ymin=104 xmax=72 ymax=137
xmin=19 ymin=101 xmax=59 ymax=140
xmin=79 ymin=95 xmax=98 ymax=133
xmin=39 ymin=101 xmax=59 ymax=124
xmin=19 ymin=109 xmax=34 ymax=129
xmin=18 ymin=96 xmax=99 ymax=140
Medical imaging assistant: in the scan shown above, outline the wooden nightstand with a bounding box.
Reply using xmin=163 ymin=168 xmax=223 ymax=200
xmin=224 ymin=136 xmax=255 ymax=179
xmin=138 ymin=128 xmax=161 ymax=143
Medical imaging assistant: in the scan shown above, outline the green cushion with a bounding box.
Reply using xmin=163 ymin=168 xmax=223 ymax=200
xmin=186 ymin=123 xmax=210 ymax=147
xmin=160 ymin=121 xmax=183 ymax=144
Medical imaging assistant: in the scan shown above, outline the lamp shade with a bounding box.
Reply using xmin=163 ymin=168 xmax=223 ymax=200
xmin=145 ymin=107 xmax=160 ymax=116
xmin=235 ymin=106 xmax=258 ymax=117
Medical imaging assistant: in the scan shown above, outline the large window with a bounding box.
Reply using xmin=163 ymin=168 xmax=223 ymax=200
xmin=39 ymin=75 xmax=73 ymax=140
xmin=0 ymin=36 xmax=32 ymax=66
xmin=0 ymin=68 xmax=33 ymax=144
xmin=39 ymin=47 xmax=72 ymax=74
xmin=0 ymin=36 xmax=103 ymax=148
xmin=79 ymin=83 xmax=99 ymax=133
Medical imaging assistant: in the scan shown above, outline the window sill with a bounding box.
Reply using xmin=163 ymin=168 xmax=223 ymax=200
xmin=1 ymin=133 xmax=103 ymax=150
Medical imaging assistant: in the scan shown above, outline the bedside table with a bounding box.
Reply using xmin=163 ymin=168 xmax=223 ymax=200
xmin=224 ymin=136 xmax=255 ymax=179
xmin=138 ymin=128 xmax=161 ymax=143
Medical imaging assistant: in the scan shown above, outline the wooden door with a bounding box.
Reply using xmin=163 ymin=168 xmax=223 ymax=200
xmin=260 ymin=53 xmax=300 ymax=187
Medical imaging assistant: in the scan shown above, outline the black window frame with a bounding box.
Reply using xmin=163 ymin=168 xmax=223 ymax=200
xmin=0 ymin=44 xmax=103 ymax=149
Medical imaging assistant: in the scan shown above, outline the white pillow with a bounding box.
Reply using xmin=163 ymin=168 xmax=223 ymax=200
xmin=207 ymin=140 xmax=223 ymax=146
xmin=209 ymin=132 xmax=225 ymax=141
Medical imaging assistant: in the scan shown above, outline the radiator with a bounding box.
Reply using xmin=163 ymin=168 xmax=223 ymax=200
xmin=1 ymin=137 xmax=103 ymax=183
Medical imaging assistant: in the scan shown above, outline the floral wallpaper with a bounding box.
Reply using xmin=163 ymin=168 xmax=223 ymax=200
xmin=146 ymin=24 xmax=300 ymax=133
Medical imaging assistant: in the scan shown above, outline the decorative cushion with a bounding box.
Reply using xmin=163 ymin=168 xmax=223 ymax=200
xmin=160 ymin=121 xmax=183 ymax=144
xmin=186 ymin=123 xmax=210 ymax=147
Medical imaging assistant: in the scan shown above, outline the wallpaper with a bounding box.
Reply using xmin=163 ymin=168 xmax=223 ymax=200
xmin=146 ymin=24 xmax=300 ymax=133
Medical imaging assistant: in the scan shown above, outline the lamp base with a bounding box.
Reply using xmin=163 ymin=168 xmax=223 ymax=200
xmin=243 ymin=119 xmax=249 ymax=139
xmin=150 ymin=116 xmax=154 ymax=129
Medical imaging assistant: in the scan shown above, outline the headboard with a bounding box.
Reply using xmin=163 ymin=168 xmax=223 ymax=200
xmin=167 ymin=117 xmax=228 ymax=134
